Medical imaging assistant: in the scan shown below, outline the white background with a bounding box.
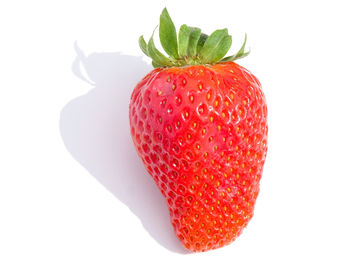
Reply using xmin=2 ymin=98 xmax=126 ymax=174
xmin=1 ymin=0 xmax=350 ymax=262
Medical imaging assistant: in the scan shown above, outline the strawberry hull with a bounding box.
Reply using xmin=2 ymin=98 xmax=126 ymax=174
xmin=129 ymin=62 xmax=268 ymax=252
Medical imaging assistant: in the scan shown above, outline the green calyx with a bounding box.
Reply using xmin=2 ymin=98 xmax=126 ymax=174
xmin=139 ymin=8 xmax=250 ymax=68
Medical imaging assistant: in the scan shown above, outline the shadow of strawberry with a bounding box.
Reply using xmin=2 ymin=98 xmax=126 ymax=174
xmin=59 ymin=43 xmax=187 ymax=254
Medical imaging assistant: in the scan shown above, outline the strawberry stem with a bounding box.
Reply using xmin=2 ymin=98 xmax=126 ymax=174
xmin=139 ymin=8 xmax=250 ymax=68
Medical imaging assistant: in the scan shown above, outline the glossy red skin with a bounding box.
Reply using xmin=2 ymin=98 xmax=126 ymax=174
xmin=129 ymin=61 xmax=268 ymax=252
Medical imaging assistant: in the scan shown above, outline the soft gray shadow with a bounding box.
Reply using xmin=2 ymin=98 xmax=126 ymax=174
xmin=59 ymin=43 xmax=187 ymax=254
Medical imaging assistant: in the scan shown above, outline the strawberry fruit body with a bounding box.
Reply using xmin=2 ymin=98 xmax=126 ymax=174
xmin=129 ymin=8 xmax=268 ymax=252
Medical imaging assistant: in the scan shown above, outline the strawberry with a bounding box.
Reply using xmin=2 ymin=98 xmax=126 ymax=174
xmin=129 ymin=8 xmax=267 ymax=252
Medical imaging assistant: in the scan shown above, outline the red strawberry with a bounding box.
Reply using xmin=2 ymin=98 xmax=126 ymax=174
xmin=129 ymin=8 xmax=267 ymax=252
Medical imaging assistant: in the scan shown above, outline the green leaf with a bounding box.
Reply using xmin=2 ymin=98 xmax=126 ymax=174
xmin=196 ymin=33 xmax=208 ymax=53
xmin=147 ymin=31 xmax=174 ymax=67
xmin=178 ymin=24 xmax=191 ymax=57
xmin=178 ymin=25 xmax=201 ymax=58
xmin=187 ymin=27 xmax=201 ymax=57
xmin=221 ymin=51 xmax=250 ymax=62
xmin=235 ymin=33 xmax=248 ymax=58
xmin=152 ymin=61 xmax=163 ymax=68
xmin=214 ymin=35 xmax=232 ymax=61
xmin=238 ymin=50 xmax=250 ymax=59
xmin=221 ymin=34 xmax=250 ymax=61
xmin=159 ymin=8 xmax=179 ymax=59
xmin=199 ymin=29 xmax=232 ymax=63
xmin=220 ymin=56 xmax=233 ymax=62
xmin=139 ymin=35 xmax=149 ymax=56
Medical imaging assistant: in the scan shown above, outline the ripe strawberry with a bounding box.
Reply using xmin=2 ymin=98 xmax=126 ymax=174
xmin=129 ymin=8 xmax=267 ymax=252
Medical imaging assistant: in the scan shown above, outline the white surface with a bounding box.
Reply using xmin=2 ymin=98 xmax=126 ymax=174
xmin=1 ymin=0 xmax=350 ymax=262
